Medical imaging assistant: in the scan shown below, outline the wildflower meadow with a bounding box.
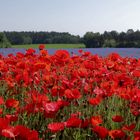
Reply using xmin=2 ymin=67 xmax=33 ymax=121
xmin=0 ymin=45 xmax=140 ymax=139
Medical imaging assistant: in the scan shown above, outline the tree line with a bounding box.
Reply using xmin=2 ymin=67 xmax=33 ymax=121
xmin=1 ymin=29 xmax=140 ymax=48
xmin=83 ymin=29 xmax=140 ymax=48
xmin=4 ymin=31 xmax=81 ymax=45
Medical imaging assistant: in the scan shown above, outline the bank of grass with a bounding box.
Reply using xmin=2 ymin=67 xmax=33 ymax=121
xmin=12 ymin=44 xmax=85 ymax=49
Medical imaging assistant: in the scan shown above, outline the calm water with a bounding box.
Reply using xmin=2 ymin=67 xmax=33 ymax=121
xmin=0 ymin=48 xmax=140 ymax=58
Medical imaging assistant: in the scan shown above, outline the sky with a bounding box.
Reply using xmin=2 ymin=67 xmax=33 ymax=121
xmin=0 ymin=0 xmax=140 ymax=36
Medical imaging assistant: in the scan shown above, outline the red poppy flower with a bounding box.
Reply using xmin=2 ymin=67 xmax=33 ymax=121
xmin=0 ymin=97 xmax=4 ymax=105
xmin=78 ymin=49 xmax=83 ymax=53
xmin=14 ymin=125 xmax=39 ymax=140
xmin=64 ymin=89 xmax=81 ymax=99
xmin=43 ymin=102 xmax=60 ymax=113
xmin=88 ymin=97 xmax=102 ymax=106
xmin=16 ymin=61 xmax=25 ymax=69
xmin=25 ymin=130 xmax=39 ymax=140
xmin=106 ymin=61 xmax=115 ymax=69
xmin=78 ymin=67 xmax=88 ymax=77
xmin=132 ymin=70 xmax=140 ymax=77
xmin=43 ymin=102 xmax=60 ymax=118
xmin=39 ymin=44 xmax=45 ymax=50
xmin=130 ymin=105 xmax=140 ymax=116
xmin=51 ymin=86 xmax=61 ymax=97
xmin=122 ymin=123 xmax=136 ymax=131
xmin=92 ymin=125 xmax=108 ymax=139
xmin=23 ymin=70 xmax=29 ymax=85
xmin=134 ymin=131 xmax=140 ymax=140
xmin=16 ymin=52 xmax=24 ymax=58
xmin=55 ymin=50 xmax=70 ymax=63
xmin=5 ymin=99 xmax=19 ymax=108
xmin=94 ymin=87 xmax=103 ymax=96
xmin=80 ymin=119 xmax=89 ymax=128
xmin=22 ymin=103 xmax=40 ymax=115
xmin=82 ymin=51 xmax=91 ymax=57
xmin=1 ymin=126 xmax=17 ymax=138
xmin=70 ymin=112 xmax=81 ymax=118
xmin=112 ymin=115 xmax=123 ymax=122
xmin=26 ymin=48 xmax=36 ymax=55
xmin=109 ymin=129 xmax=126 ymax=139
xmin=34 ymin=62 xmax=46 ymax=70
xmin=64 ymin=89 xmax=73 ymax=99
xmin=57 ymin=99 xmax=69 ymax=108
xmin=5 ymin=114 xmax=18 ymax=122
xmin=108 ymin=53 xmax=121 ymax=61
xmin=65 ymin=117 xmax=82 ymax=128
xmin=31 ymin=91 xmax=49 ymax=104
xmin=91 ymin=115 xmax=103 ymax=126
xmin=0 ymin=118 xmax=10 ymax=130
xmin=48 ymin=122 xmax=65 ymax=133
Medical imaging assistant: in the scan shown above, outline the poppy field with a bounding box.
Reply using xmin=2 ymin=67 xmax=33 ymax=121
xmin=0 ymin=45 xmax=140 ymax=140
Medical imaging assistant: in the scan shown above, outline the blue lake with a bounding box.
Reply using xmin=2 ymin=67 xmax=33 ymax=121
xmin=0 ymin=48 xmax=140 ymax=58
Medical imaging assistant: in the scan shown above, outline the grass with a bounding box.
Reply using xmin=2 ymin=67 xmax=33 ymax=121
xmin=12 ymin=44 xmax=85 ymax=49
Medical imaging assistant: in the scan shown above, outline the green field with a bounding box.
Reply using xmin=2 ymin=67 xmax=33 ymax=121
xmin=12 ymin=44 xmax=85 ymax=49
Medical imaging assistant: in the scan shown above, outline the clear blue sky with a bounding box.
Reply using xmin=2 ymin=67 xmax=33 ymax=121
xmin=0 ymin=0 xmax=140 ymax=36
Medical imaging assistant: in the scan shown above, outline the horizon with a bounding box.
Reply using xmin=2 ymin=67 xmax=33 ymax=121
xmin=2 ymin=29 xmax=140 ymax=37
xmin=0 ymin=0 xmax=140 ymax=36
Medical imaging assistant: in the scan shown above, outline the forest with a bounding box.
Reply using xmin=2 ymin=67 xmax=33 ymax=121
xmin=1 ymin=29 xmax=140 ymax=48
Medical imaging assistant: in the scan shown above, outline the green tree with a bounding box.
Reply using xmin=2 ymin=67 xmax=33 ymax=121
xmin=23 ymin=36 xmax=32 ymax=44
xmin=103 ymin=39 xmax=117 ymax=48
xmin=83 ymin=32 xmax=101 ymax=48
xmin=0 ymin=32 xmax=11 ymax=48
